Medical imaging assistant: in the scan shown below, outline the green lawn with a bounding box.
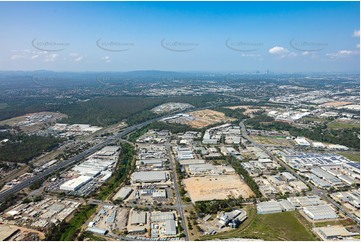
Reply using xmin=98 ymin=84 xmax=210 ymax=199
xmin=201 ymin=209 xmax=318 ymax=241
xmin=338 ymin=151 xmax=360 ymax=162
xmin=328 ymin=121 xmax=360 ymax=130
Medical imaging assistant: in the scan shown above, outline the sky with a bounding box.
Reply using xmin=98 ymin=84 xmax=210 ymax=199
xmin=0 ymin=1 xmax=359 ymax=73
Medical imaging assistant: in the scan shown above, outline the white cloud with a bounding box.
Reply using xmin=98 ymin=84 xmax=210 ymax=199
xmin=356 ymin=44 xmax=360 ymax=49
xmin=326 ymin=50 xmax=356 ymax=59
xmin=269 ymin=46 xmax=289 ymax=55
xmin=269 ymin=46 xmax=297 ymax=58
xmin=101 ymin=56 xmax=111 ymax=63
xmin=69 ymin=52 xmax=84 ymax=62
xmin=11 ymin=54 xmax=26 ymax=60
xmin=44 ymin=53 xmax=59 ymax=62
xmin=353 ymin=30 xmax=360 ymax=37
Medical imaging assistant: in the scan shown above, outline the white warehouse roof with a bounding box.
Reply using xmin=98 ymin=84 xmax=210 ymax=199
xmin=60 ymin=175 xmax=93 ymax=191
xmin=133 ymin=171 xmax=167 ymax=183
xmin=303 ymin=204 xmax=338 ymax=220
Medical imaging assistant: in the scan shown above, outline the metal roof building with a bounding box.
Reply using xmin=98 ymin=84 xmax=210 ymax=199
xmin=303 ymin=204 xmax=338 ymax=220
xmin=113 ymin=187 xmax=133 ymax=200
xmin=130 ymin=210 xmax=147 ymax=225
xmin=287 ymin=195 xmax=325 ymax=207
xmin=151 ymin=211 xmax=175 ymax=222
xmin=60 ymin=175 xmax=93 ymax=191
xmin=87 ymin=227 xmax=108 ymax=235
xmin=133 ymin=171 xmax=167 ymax=183
xmin=313 ymin=226 xmax=359 ymax=240
xmin=165 ymin=220 xmax=177 ymax=235
xmin=257 ymin=201 xmax=283 ymax=214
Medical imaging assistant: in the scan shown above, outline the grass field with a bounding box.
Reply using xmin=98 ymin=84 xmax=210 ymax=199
xmin=314 ymin=218 xmax=356 ymax=228
xmin=251 ymin=135 xmax=292 ymax=147
xmin=201 ymin=208 xmax=318 ymax=241
xmin=328 ymin=121 xmax=360 ymax=129
xmin=338 ymin=151 xmax=360 ymax=162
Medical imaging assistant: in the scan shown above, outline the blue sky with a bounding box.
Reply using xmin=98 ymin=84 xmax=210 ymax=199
xmin=0 ymin=1 xmax=359 ymax=72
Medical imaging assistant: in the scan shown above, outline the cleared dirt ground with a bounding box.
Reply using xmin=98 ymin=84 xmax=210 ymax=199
xmin=186 ymin=109 xmax=235 ymax=128
xmin=183 ymin=174 xmax=255 ymax=202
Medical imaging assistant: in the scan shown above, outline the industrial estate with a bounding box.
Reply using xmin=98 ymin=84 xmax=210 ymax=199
xmin=0 ymin=1 xmax=360 ymax=242
xmin=0 ymin=72 xmax=360 ymax=241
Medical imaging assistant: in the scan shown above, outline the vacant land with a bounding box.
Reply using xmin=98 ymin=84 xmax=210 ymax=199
xmin=322 ymin=101 xmax=352 ymax=107
xmin=328 ymin=121 xmax=360 ymax=130
xmin=183 ymin=175 xmax=254 ymax=202
xmin=338 ymin=151 xmax=360 ymax=162
xmin=186 ymin=109 xmax=235 ymax=128
xmin=251 ymin=135 xmax=292 ymax=147
xmin=202 ymin=210 xmax=317 ymax=241
xmin=225 ymin=105 xmax=264 ymax=117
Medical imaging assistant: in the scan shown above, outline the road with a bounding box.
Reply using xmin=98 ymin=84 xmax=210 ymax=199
xmin=0 ymin=115 xmax=166 ymax=202
xmin=0 ymin=105 xmax=213 ymax=202
xmin=239 ymin=119 xmax=359 ymax=225
xmin=166 ymin=143 xmax=189 ymax=240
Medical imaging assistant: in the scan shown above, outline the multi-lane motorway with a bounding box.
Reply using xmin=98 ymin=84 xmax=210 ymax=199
xmin=0 ymin=106 xmax=211 ymax=202
xmin=239 ymin=119 xmax=359 ymax=225
xmin=0 ymin=116 xmax=163 ymax=202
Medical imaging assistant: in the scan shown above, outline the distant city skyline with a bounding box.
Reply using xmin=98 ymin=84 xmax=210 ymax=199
xmin=0 ymin=1 xmax=359 ymax=72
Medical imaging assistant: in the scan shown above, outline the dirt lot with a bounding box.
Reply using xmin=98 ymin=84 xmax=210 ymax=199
xmin=186 ymin=109 xmax=235 ymax=128
xmin=322 ymin=101 xmax=352 ymax=107
xmin=183 ymin=174 xmax=255 ymax=202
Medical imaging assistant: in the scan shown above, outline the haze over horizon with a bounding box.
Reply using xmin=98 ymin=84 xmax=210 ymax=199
xmin=0 ymin=1 xmax=360 ymax=73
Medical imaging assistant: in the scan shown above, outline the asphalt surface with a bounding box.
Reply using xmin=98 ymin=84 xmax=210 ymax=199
xmin=166 ymin=143 xmax=189 ymax=240
xmin=0 ymin=105 xmax=212 ymax=202
xmin=0 ymin=116 xmax=164 ymax=202
xmin=239 ymin=119 xmax=359 ymax=225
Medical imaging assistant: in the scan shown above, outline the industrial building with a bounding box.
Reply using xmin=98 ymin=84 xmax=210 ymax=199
xmin=257 ymin=201 xmax=283 ymax=214
xmin=287 ymin=195 xmax=325 ymax=208
xmin=87 ymin=227 xmax=108 ymax=235
xmin=313 ymin=226 xmax=359 ymax=240
xmin=218 ymin=209 xmax=247 ymax=228
xmin=60 ymin=175 xmax=93 ymax=191
xmin=303 ymin=204 xmax=338 ymax=220
xmin=132 ymin=171 xmax=168 ymax=183
xmin=257 ymin=200 xmax=295 ymax=214
xmin=113 ymin=187 xmax=133 ymax=201
xmin=150 ymin=211 xmax=178 ymax=238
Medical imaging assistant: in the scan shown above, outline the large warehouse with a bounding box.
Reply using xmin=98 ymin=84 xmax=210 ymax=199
xmin=303 ymin=204 xmax=338 ymax=220
xmin=132 ymin=171 xmax=168 ymax=183
xmin=60 ymin=175 xmax=93 ymax=191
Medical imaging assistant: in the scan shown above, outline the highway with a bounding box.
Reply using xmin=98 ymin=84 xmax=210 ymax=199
xmin=0 ymin=105 xmax=213 ymax=202
xmin=0 ymin=114 xmax=168 ymax=202
xmin=239 ymin=119 xmax=359 ymax=225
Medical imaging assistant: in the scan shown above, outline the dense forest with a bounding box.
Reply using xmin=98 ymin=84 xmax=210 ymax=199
xmin=0 ymin=131 xmax=62 ymax=163
xmin=245 ymin=115 xmax=360 ymax=149
xmin=0 ymin=94 xmax=238 ymax=126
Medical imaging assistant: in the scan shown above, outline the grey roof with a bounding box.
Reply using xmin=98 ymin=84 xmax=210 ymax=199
xmin=133 ymin=171 xmax=167 ymax=182
xmin=151 ymin=212 xmax=175 ymax=222
xmin=303 ymin=204 xmax=338 ymax=220
xmin=165 ymin=220 xmax=177 ymax=235
xmin=130 ymin=211 xmax=147 ymax=225
xmin=87 ymin=227 xmax=108 ymax=235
